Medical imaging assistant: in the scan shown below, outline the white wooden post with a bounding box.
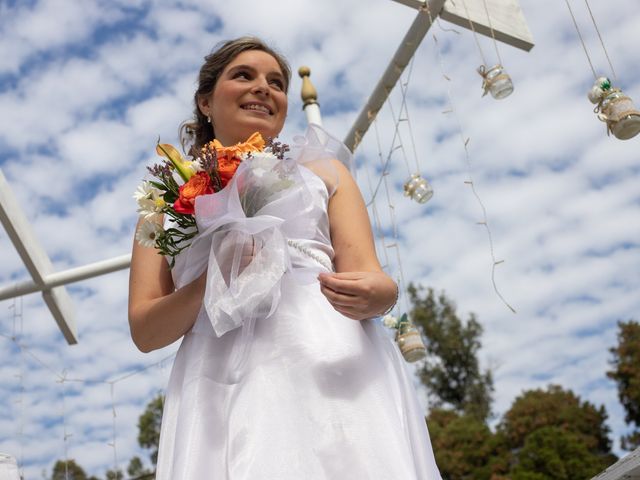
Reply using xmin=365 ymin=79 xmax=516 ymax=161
xmin=0 ymin=169 xmax=77 ymax=344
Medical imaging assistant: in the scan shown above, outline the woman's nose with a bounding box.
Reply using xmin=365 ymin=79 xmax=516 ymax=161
xmin=251 ymin=77 xmax=270 ymax=95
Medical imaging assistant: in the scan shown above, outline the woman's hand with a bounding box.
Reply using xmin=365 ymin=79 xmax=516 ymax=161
xmin=217 ymin=234 xmax=257 ymax=285
xmin=318 ymin=271 xmax=397 ymax=321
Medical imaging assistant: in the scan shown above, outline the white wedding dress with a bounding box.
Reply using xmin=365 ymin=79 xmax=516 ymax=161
xmin=155 ymin=126 xmax=442 ymax=480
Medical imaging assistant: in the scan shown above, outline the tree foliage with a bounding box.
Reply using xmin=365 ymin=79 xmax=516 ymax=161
xmin=51 ymin=460 xmax=99 ymax=480
xmin=510 ymin=426 xmax=606 ymax=480
xmin=409 ymin=286 xmax=618 ymax=479
xmin=409 ymin=285 xmax=494 ymax=422
xmin=498 ymin=385 xmax=612 ymax=454
xmin=607 ymin=319 xmax=640 ymax=450
xmin=427 ymin=408 xmax=508 ymax=480
xmin=137 ymin=393 xmax=164 ymax=466
xmin=104 ymin=469 xmax=123 ymax=480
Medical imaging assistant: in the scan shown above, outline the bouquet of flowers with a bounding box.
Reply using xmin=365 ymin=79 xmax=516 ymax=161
xmin=133 ymin=132 xmax=293 ymax=266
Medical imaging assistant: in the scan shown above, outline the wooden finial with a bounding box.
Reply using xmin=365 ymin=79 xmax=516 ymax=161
xmin=298 ymin=66 xmax=319 ymax=108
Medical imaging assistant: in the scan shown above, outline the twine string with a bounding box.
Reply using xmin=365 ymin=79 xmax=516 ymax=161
xmin=584 ymin=0 xmax=617 ymax=81
xmin=480 ymin=0 xmax=503 ymax=66
xmin=564 ymin=0 xmax=598 ymax=79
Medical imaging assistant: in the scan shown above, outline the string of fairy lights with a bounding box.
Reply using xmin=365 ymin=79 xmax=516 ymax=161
xmin=1 ymin=297 xmax=176 ymax=479
xmin=1 ymin=1 xmax=638 ymax=478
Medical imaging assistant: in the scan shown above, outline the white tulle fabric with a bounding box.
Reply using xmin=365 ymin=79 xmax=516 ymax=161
xmin=156 ymin=125 xmax=442 ymax=480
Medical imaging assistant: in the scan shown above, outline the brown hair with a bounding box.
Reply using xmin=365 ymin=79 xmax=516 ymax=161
xmin=180 ymin=37 xmax=291 ymax=156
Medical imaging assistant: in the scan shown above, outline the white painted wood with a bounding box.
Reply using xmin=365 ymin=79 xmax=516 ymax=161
xmin=591 ymin=447 xmax=640 ymax=480
xmin=304 ymin=104 xmax=323 ymax=127
xmin=0 ymin=254 xmax=132 ymax=300
xmin=390 ymin=0 xmax=535 ymax=51
xmin=0 ymin=169 xmax=77 ymax=344
xmin=441 ymin=0 xmax=534 ymax=52
xmin=344 ymin=0 xmax=447 ymax=151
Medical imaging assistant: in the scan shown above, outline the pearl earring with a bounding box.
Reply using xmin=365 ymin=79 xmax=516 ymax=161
xmin=207 ymin=115 xmax=211 ymax=124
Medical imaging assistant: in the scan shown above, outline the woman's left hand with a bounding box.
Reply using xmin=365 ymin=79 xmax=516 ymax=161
xmin=318 ymin=271 xmax=397 ymax=321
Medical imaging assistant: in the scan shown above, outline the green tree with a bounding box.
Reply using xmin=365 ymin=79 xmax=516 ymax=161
xmin=126 ymin=456 xmax=154 ymax=479
xmin=409 ymin=286 xmax=494 ymax=422
xmin=137 ymin=393 xmax=164 ymax=466
xmin=499 ymin=385 xmax=612 ymax=453
xmin=511 ymin=427 xmax=605 ymax=480
xmin=607 ymin=319 xmax=640 ymax=450
xmin=104 ymin=469 xmax=123 ymax=480
xmin=427 ymin=408 xmax=508 ymax=480
xmin=499 ymin=385 xmax=616 ymax=478
xmin=51 ymin=459 xmax=98 ymax=480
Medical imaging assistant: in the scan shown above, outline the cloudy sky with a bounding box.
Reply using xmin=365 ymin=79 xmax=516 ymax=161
xmin=1 ymin=0 xmax=638 ymax=477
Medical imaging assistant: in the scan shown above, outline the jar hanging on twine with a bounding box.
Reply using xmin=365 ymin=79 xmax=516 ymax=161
xmin=404 ymin=174 xmax=433 ymax=204
xmin=383 ymin=313 xmax=427 ymax=363
xmin=589 ymin=77 xmax=640 ymax=140
xmin=477 ymin=64 xmax=514 ymax=100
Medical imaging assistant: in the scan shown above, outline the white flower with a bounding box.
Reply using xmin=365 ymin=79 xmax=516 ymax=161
xmin=186 ymin=160 xmax=203 ymax=175
xmin=383 ymin=314 xmax=398 ymax=329
xmin=133 ymin=181 xmax=165 ymax=219
xmin=135 ymin=220 xmax=164 ymax=248
xmin=245 ymin=152 xmax=279 ymax=177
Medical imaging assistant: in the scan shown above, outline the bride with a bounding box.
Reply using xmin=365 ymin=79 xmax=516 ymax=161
xmin=128 ymin=36 xmax=442 ymax=479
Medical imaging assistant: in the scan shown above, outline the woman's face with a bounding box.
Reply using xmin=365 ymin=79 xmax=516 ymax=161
xmin=199 ymin=50 xmax=288 ymax=146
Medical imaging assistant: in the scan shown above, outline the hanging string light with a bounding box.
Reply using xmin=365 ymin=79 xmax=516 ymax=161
xmin=565 ymin=0 xmax=640 ymax=140
xmin=422 ymin=1 xmax=516 ymax=314
xmin=1 ymin=316 xmax=176 ymax=477
xmin=460 ymin=0 xmax=514 ymax=100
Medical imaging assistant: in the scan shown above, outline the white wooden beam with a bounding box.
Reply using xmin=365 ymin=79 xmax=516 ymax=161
xmin=440 ymin=0 xmax=534 ymax=52
xmin=591 ymin=447 xmax=640 ymax=480
xmin=391 ymin=0 xmax=534 ymax=52
xmin=344 ymin=0 xmax=447 ymax=152
xmin=0 ymin=169 xmax=77 ymax=344
xmin=0 ymin=254 xmax=131 ymax=300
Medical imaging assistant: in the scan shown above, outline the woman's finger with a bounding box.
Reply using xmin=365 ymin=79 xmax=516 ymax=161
xmin=319 ymin=284 xmax=357 ymax=307
xmin=318 ymin=274 xmax=365 ymax=296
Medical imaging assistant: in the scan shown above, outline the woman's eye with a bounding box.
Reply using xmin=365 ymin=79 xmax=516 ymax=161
xmin=234 ymin=71 xmax=250 ymax=80
xmin=270 ymin=79 xmax=284 ymax=90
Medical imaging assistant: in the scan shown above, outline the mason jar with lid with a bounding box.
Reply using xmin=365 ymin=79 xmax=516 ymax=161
xmin=403 ymin=174 xmax=434 ymax=204
xmin=598 ymin=90 xmax=640 ymax=140
xmin=478 ymin=64 xmax=514 ymax=99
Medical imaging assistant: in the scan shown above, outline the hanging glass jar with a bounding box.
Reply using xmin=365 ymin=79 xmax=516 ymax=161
xmin=383 ymin=313 xmax=426 ymax=363
xmin=588 ymin=77 xmax=640 ymax=140
xmin=403 ymin=174 xmax=433 ymax=204
xmin=477 ymin=64 xmax=514 ymax=99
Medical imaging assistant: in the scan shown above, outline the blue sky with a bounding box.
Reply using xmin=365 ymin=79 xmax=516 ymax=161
xmin=1 ymin=0 xmax=639 ymax=477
